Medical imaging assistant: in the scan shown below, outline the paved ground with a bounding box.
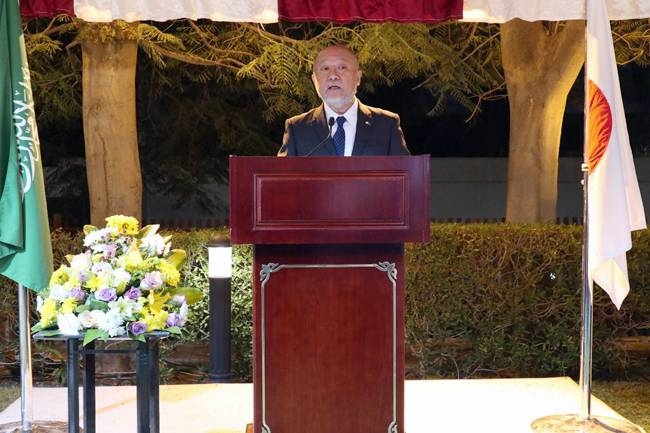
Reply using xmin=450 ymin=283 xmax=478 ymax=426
xmin=0 ymin=377 xmax=643 ymax=433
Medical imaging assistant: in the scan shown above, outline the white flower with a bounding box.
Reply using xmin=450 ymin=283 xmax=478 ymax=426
xmin=57 ymin=313 xmax=81 ymax=336
xmin=50 ymin=284 xmax=70 ymax=302
xmin=36 ymin=296 xmax=44 ymax=313
xmin=69 ymin=252 xmax=91 ymax=271
xmin=140 ymin=234 xmax=166 ymax=257
xmin=90 ymin=310 xmax=107 ymax=327
xmin=112 ymin=268 xmax=132 ymax=287
xmin=78 ymin=310 xmax=99 ymax=329
xmin=98 ymin=307 xmax=126 ymax=337
xmin=83 ymin=227 xmax=111 ymax=247
xmin=131 ymin=299 xmax=143 ymax=314
xmin=110 ymin=298 xmax=139 ymax=318
xmin=91 ymin=261 xmax=113 ymax=276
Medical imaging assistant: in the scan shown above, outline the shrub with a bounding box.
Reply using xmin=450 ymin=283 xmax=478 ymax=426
xmin=405 ymin=224 xmax=650 ymax=380
xmin=153 ymin=229 xmax=253 ymax=381
xmin=1 ymin=224 xmax=648 ymax=383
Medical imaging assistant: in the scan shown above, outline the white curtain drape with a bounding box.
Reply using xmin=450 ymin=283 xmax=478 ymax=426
xmin=72 ymin=0 xmax=650 ymax=23
xmin=74 ymin=0 xmax=279 ymax=22
xmin=462 ymin=0 xmax=650 ymax=22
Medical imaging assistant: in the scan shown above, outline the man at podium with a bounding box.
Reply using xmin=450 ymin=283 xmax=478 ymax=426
xmin=277 ymin=45 xmax=411 ymax=157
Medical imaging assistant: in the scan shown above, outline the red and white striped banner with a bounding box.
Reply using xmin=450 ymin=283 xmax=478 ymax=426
xmin=19 ymin=0 xmax=650 ymax=22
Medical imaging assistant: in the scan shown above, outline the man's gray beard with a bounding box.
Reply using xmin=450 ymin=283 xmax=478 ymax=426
xmin=324 ymin=95 xmax=355 ymax=112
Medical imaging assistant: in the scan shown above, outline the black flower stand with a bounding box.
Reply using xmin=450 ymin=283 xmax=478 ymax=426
xmin=33 ymin=331 xmax=169 ymax=433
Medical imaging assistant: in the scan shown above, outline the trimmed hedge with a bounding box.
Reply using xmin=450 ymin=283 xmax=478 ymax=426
xmin=1 ymin=224 xmax=648 ymax=383
xmin=405 ymin=224 xmax=650 ymax=379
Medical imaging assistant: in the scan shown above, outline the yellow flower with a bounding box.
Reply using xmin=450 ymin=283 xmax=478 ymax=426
xmin=158 ymin=261 xmax=180 ymax=286
xmin=147 ymin=291 xmax=170 ymax=313
xmin=60 ymin=298 xmax=77 ymax=314
xmin=106 ymin=215 xmax=139 ymax=236
xmin=40 ymin=298 xmax=58 ymax=328
xmin=142 ymin=257 xmax=159 ymax=272
xmin=138 ymin=293 xmax=172 ymax=331
xmin=66 ymin=274 xmax=81 ymax=289
xmin=141 ymin=309 xmax=169 ymax=331
xmin=50 ymin=266 xmax=69 ymax=285
xmin=85 ymin=275 xmax=103 ymax=292
xmin=120 ymin=249 xmax=144 ymax=272
xmin=114 ymin=279 xmax=128 ymax=295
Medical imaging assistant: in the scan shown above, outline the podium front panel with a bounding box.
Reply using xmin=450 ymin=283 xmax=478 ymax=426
xmin=253 ymin=244 xmax=405 ymax=433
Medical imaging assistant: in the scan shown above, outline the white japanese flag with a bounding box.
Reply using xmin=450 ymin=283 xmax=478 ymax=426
xmin=586 ymin=0 xmax=646 ymax=309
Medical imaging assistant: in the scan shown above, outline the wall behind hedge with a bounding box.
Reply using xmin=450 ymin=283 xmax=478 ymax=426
xmin=1 ymin=224 xmax=648 ymax=383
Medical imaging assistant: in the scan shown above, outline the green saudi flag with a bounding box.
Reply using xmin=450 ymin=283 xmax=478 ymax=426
xmin=0 ymin=0 xmax=53 ymax=292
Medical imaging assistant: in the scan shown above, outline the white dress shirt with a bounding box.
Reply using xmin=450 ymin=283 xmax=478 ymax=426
xmin=324 ymin=99 xmax=359 ymax=157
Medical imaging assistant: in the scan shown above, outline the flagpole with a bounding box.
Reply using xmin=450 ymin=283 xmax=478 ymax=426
xmin=0 ymin=285 xmax=69 ymax=433
xmin=578 ymin=154 xmax=592 ymax=423
xmin=530 ymin=1 xmax=644 ymax=431
xmin=18 ymin=284 xmax=34 ymax=433
xmin=578 ymin=2 xmax=593 ymax=417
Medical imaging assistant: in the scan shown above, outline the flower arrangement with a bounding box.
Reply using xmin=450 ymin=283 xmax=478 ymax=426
xmin=32 ymin=215 xmax=201 ymax=345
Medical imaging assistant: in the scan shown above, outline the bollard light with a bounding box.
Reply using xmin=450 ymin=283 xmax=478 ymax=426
xmin=207 ymin=237 xmax=232 ymax=382
xmin=208 ymin=239 xmax=233 ymax=279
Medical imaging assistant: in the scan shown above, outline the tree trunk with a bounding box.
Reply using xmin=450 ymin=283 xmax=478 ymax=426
xmin=81 ymin=27 xmax=141 ymax=226
xmin=501 ymin=20 xmax=585 ymax=223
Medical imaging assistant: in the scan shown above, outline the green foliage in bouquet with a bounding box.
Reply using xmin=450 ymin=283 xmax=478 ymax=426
xmin=31 ymin=215 xmax=202 ymax=345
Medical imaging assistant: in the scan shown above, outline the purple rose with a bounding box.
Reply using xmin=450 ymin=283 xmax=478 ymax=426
xmin=125 ymin=287 xmax=141 ymax=300
xmin=130 ymin=322 xmax=147 ymax=335
xmin=166 ymin=313 xmax=184 ymax=328
xmin=103 ymin=243 xmax=118 ymax=259
xmin=69 ymin=287 xmax=86 ymax=302
xmin=140 ymin=271 xmax=163 ymax=290
xmin=95 ymin=287 xmax=117 ymax=302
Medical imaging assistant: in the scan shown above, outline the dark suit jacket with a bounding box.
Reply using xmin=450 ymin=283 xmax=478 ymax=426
xmin=277 ymin=102 xmax=410 ymax=156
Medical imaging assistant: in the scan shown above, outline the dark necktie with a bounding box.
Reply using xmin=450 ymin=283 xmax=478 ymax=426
xmin=333 ymin=116 xmax=346 ymax=156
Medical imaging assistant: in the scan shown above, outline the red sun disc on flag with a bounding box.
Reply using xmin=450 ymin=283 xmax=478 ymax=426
xmin=587 ymin=79 xmax=612 ymax=173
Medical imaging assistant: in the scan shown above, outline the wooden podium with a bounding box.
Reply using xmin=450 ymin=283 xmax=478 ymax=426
xmin=230 ymin=155 xmax=430 ymax=433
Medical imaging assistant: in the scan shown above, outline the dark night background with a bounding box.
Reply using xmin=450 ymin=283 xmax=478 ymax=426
xmin=363 ymin=64 xmax=649 ymax=158
xmin=38 ymin=62 xmax=649 ymax=226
